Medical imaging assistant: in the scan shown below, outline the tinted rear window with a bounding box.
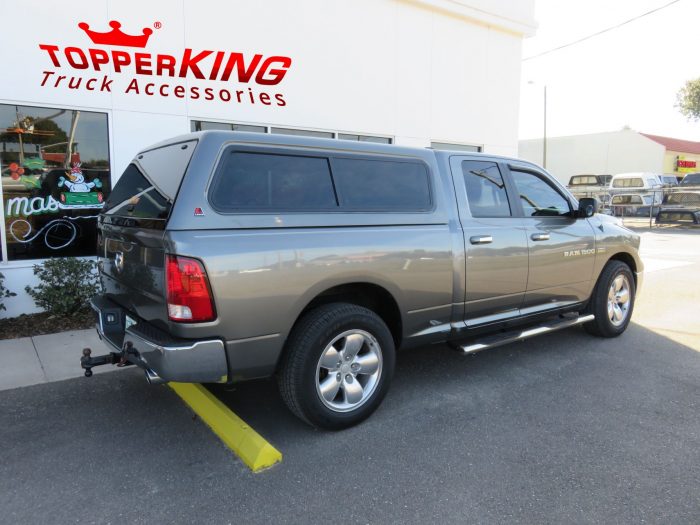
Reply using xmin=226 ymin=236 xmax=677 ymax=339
xmin=570 ymin=176 xmax=597 ymax=185
xmin=210 ymin=152 xmax=337 ymax=211
xmin=103 ymin=164 xmax=171 ymax=220
xmin=612 ymin=177 xmax=643 ymax=188
xmin=332 ymin=157 xmax=431 ymax=210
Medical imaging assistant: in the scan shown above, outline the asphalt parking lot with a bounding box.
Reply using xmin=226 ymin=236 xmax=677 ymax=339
xmin=1 ymin=228 xmax=699 ymax=524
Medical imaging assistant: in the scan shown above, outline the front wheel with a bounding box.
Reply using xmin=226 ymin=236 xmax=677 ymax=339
xmin=277 ymin=303 xmax=395 ymax=430
xmin=584 ymin=260 xmax=635 ymax=337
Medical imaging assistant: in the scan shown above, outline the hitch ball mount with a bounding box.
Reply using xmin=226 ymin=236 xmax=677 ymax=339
xmin=80 ymin=342 xmax=135 ymax=377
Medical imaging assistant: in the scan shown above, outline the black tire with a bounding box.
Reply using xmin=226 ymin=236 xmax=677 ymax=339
xmin=277 ymin=303 xmax=395 ymax=430
xmin=583 ymin=260 xmax=635 ymax=337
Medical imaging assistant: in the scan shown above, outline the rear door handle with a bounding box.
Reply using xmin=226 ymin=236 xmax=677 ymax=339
xmin=531 ymin=233 xmax=550 ymax=241
xmin=470 ymin=235 xmax=493 ymax=245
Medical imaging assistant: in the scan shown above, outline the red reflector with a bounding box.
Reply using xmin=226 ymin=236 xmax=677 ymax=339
xmin=166 ymin=255 xmax=216 ymax=322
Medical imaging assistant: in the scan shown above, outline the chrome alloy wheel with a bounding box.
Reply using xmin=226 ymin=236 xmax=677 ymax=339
xmin=315 ymin=329 xmax=383 ymax=412
xmin=607 ymin=274 xmax=631 ymax=326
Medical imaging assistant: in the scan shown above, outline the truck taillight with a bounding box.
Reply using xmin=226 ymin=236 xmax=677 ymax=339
xmin=166 ymin=255 xmax=216 ymax=323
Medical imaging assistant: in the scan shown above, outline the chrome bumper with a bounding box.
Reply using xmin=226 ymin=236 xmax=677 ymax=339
xmin=91 ymin=297 xmax=228 ymax=384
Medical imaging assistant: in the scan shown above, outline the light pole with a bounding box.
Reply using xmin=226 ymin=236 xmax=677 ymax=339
xmin=542 ymin=84 xmax=547 ymax=169
xmin=528 ymin=81 xmax=548 ymax=169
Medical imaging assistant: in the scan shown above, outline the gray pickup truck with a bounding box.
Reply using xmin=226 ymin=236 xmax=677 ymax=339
xmin=83 ymin=131 xmax=643 ymax=429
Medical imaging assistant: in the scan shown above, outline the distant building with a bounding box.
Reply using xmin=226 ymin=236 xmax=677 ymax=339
xmin=519 ymin=129 xmax=700 ymax=185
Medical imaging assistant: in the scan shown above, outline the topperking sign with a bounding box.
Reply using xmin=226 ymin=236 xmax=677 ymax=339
xmin=38 ymin=20 xmax=293 ymax=107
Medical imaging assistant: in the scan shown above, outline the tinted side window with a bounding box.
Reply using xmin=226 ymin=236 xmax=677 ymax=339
xmin=461 ymin=160 xmax=511 ymax=217
xmin=510 ymin=170 xmax=571 ymax=217
xmin=210 ymin=151 xmax=337 ymax=211
xmin=681 ymin=174 xmax=700 ymax=185
xmin=332 ymin=158 xmax=431 ymax=210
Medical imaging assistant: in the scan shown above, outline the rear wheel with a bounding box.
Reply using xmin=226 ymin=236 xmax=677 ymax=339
xmin=584 ymin=260 xmax=635 ymax=337
xmin=277 ymin=303 xmax=395 ymax=430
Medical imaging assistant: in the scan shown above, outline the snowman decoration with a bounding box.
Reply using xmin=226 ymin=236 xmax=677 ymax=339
xmin=57 ymin=162 xmax=104 ymax=209
xmin=58 ymin=163 xmax=102 ymax=192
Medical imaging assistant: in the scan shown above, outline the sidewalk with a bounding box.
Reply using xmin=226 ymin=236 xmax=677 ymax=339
xmin=0 ymin=329 xmax=118 ymax=391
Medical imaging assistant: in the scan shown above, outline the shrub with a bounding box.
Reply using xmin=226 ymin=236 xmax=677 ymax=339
xmin=25 ymin=258 xmax=101 ymax=317
xmin=0 ymin=272 xmax=17 ymax=311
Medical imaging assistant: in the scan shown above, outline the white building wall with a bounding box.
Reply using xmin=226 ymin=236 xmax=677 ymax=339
xmin=0 ymin=0 xmax=535 ymax=318
xmin=519 ymin=129 xmax=666 ymax=185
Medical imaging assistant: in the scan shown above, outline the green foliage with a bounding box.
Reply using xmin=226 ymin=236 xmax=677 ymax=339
xmin=24 ymin=258 xmax=101 ymax=317
xmin=0 ymin=272 xmax=17 ymax=312
xmin=676 ymin=78 xmax=700 ymax=121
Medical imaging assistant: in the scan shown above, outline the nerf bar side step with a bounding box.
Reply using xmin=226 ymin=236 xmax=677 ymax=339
xmin=458 ymin=314 xmax=594 ymax=354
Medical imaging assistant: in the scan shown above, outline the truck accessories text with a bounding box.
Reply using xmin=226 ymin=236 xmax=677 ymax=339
xmin=38 ymin=20 xmax=291 ymax=107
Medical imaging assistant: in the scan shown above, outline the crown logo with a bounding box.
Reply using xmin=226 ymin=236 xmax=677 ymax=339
xmin=78 ymin=20 xmax=153 ymax=48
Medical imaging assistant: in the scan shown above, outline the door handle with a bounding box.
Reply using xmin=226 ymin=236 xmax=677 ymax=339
xmin=470 ymin=235 xmax=493 ymax=245
xmin=530 ymin=233 xmax=550 ymax=241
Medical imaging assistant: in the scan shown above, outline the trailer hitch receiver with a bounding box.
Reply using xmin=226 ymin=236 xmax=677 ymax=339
xmin=80 ymin=347 xmax=120 ymax=377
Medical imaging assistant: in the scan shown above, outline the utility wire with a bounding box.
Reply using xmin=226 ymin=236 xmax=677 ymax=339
xmin=523 ymin=0 xmax=683 ymax=61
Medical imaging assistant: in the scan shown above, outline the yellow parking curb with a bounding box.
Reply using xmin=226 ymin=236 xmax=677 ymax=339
xmin=169 ymin=382 xmax=282 ymax=472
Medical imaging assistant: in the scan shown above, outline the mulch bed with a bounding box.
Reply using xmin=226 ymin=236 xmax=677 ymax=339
xmin=0 ymin=309 xmax=94 ymax=340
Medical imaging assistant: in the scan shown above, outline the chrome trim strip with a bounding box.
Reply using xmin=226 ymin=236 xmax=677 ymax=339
xmin=407 ymin=303 xmax=453 ymax=315
xmin=518 ymin=300 xmax=580 ymax=317
xmin=125 ymin=327 xmax=222 ymax=353
xmin=410 ymin=322 xmax=452 ymax=337
xmin=465 ymin=308 xmax=521 ymax=327
xmin=226 ymin=333 xmax=280 ymax=345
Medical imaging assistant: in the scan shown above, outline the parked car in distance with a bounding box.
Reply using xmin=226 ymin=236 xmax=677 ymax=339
xmin=609 ymin=172 xmax=663 ymax=190
xmin=82 ymin=131 xmax=643 ymax=429
xmin=655 ymin=191 xmax=700 ymax=225
xmin=679 ymin=172 xmax=700 ymax=187
xmin=567 ymin=174 xmax=611 ymax=188
xmin=609 ymin=172 xmax=663 ymax=205
xmin=567 ymin=174 xmax=612 ymax=207
xmin=610 ymin=193 xmax=658 ymax=217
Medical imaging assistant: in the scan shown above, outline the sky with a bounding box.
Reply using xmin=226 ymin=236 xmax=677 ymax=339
xmin=519 ymin=0 xmax=700 ymax=142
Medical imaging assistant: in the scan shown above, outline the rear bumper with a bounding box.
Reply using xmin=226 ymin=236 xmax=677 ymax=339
xmin=91 ymin=296 xmax=228 ymax=383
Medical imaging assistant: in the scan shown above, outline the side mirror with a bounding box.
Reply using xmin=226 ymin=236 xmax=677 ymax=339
xmin=577 ymin=197 xmax=598 ymax=218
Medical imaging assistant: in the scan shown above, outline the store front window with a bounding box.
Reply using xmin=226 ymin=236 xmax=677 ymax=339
xmin=190 ymin=120 xmax=266 ymax=133
xmin=0 ymin=104 xmax=110 ymax=261
xmin=190 ymin=120 xmax=393 ymax=144
xmin=431 ymin=142 xmax=482 ymax=152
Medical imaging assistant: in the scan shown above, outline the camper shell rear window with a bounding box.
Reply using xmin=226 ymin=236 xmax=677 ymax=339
xmin=612 ymin=177 xmax=643 ymax=188
xmin=103 ymin=140 xmax=197 ymax=225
